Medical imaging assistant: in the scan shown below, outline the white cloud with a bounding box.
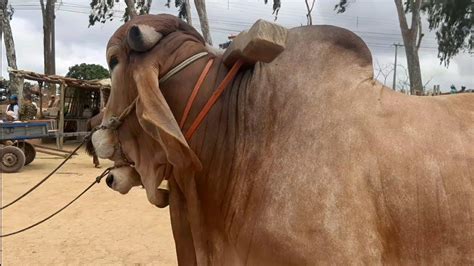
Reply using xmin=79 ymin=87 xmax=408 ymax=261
xmin=1 ymin=16 xmax=44 ymax=76
xmin=1 ymin=0 xmax=472 ymax=92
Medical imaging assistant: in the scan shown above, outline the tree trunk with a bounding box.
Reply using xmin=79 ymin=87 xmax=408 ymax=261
xmin=0 ymin=10 xmax=2 ymax=41
xmin=1 ymin=0 xmax=23 ymax=99
xmin=394 ymin=0 xmax=423 ymax=95
xmin=185 ymin=0 xmax=192 ymax=26
xmin=40 ymin=0 xmax=56 ymax=97
xmin=125 ymin=0 xmax=138 ymax=19
xmin=404 ymin=41 xmax=423 ymax=95
xmin=194 ymin=0 xmax=212 ymax=45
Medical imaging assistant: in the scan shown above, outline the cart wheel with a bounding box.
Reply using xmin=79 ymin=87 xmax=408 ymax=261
xmin=0 ymin=146 xmax=26 ymax=173
xmin=14 ymin=141 xmax=36 ymax=166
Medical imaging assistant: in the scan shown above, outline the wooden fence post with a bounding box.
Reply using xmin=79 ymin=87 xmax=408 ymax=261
xmin=38 ymin=81 xmax=44 ymax=118
xmin=57 ymin=82 xmax=65 ymax=149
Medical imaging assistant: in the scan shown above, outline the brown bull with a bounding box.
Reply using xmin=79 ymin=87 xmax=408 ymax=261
xmin=91 ymin=14 xmax=474 ymax=265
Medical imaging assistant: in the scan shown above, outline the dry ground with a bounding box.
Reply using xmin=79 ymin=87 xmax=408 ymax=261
xmin=1 ymin=142 xmax=177 ymax=265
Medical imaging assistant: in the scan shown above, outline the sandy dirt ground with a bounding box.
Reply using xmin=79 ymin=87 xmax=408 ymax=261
xmin=1 ymin=142 xmax=177 ymax=265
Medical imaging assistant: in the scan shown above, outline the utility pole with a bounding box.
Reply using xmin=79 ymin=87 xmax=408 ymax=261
xmin=392 ymin=43 xmax=402 ymax=90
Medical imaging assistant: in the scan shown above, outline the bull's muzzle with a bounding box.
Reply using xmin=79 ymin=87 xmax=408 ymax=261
xmin=105 ymin=166 xmax=141 ymax=194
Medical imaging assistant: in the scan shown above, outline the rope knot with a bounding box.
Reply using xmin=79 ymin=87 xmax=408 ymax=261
xmin=105 ymin=117 xmax=122 ymax=130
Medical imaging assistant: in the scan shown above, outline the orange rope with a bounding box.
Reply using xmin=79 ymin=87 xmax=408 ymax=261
xmin=184 ymin=59 xmax=244 ymax=140
xmin=179 ymin=59 xmax=215 ymax=129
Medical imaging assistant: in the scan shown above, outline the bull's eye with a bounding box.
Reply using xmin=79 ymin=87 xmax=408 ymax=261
xmin=109 ymin=56 xmax=119 ymax=70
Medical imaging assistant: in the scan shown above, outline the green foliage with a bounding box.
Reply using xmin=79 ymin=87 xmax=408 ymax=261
xmin=422 ymin=0 xmax=473 ymax=65
xmin=264 ymin=0 xmax=281 ymax=19
xmin=66 ymin=63 xmax=110 ymax=80
xmin=334 ymin=0 xmax=473 ymax=66
xmin=334 ymin=0 xmax=348 ymax=13
xmin=89 ymin=0 xmax=117 ymax=26
xmin=165 ymin=0 xmax=282 ymax=21
xmin=88 ymin=0 xmax=152 ymax=26
xmin=165 ymin=0 xmax=188 ymax=20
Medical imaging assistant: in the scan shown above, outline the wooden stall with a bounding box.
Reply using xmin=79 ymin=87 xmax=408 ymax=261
xmin=8 ymin=69 xmax=110 ymax=149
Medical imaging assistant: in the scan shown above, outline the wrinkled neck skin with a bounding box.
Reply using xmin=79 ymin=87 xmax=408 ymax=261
xmin=114 ymin=39 xmax=252 ymax=264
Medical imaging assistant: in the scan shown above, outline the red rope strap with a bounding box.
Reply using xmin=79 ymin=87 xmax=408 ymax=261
xmin=161 ymin=59 xmax=243 ymax=183
xmin=184 ymin=59 xmax=244 ymax=140
xmin=179 ymin=59 xmax=215 ymax=129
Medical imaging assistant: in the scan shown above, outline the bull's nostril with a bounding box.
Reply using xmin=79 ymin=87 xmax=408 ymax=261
xmin=106 ymin=174 xmax=114 ymax=188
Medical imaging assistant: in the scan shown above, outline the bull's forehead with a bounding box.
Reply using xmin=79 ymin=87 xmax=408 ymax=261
xmin=106 ymin=14 xmax=180 ymax=50
xmin=107 ymin=26 xmax=128 ymax=49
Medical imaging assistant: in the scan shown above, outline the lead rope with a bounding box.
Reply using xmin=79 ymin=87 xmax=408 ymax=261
xmin=1 ymin=130 xmax=97 ymax=210
xmin=0 ymin=167 xmax=113 ymax=237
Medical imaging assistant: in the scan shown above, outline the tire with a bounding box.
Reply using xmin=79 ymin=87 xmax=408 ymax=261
xmin=0 ymin=146 xmax=26 ymax=173
xmin=14 ymin=141 xmax=36 ymax=166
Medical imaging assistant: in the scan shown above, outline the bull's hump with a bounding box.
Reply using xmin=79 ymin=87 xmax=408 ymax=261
xmin=289 ymin=25 xmax=373 ymax=68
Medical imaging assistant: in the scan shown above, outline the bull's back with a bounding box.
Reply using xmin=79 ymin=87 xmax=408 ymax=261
xmin=233 ymin=25 xmax=474 ymax=263
xmin=354 ymin=90 xmax=474 ymax=263
xmin=233 ymin=26 xmax=389 ymax=263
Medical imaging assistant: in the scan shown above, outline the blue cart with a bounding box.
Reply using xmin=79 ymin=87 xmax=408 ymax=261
xmin=0 ymin=122 xmax=49 ymax=173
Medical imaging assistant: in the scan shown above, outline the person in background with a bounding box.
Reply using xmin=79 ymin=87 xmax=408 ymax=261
xmin=82 ymin=104 xmax=93 ymax=118
xmin=5 ymin=95 xmax=19 ymax=121
xmin=19 ymin=94 xmax=38 ymax=121
xmin=47 ymin=95 xmax=56 ymax=108
xmin=32 ymin=100 xmax=38 ymax=116
xmin=450 ymin=85 xmax=457 ymax=94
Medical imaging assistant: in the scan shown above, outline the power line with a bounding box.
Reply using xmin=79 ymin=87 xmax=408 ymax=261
xmin=6 ymin=2 xmax=450 ymax=52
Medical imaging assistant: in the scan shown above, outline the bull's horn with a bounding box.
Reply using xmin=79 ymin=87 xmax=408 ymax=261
xmin=127 ymin=24 xmax=163 ymax=52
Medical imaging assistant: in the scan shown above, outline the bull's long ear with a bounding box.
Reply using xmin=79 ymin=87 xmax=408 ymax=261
xmin=127 ymin=24 xmax=164 ymax=52
xmin=133 ymin=67 xmax=202 ymax=174
xmin=133 ymin=64 xmax=207 ymax=264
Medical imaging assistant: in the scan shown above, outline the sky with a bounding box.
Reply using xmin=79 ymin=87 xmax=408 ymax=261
xmin=1 ymin=0 xmax=473 ymax=92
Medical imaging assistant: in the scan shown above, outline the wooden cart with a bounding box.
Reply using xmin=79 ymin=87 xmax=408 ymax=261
xmin=0 ymin=122 xmax=49 ymax=173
